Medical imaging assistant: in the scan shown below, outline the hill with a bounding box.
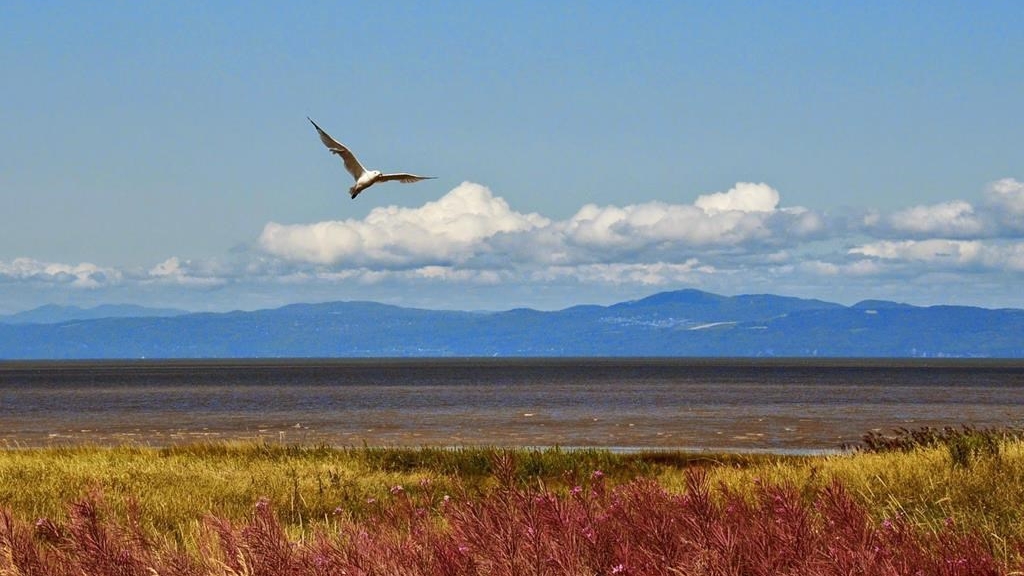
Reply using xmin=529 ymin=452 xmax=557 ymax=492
xmin=0 ymin=304 xmax=187 ymax=325
xmin=0 ymin=290 xmax=1021 ymax=358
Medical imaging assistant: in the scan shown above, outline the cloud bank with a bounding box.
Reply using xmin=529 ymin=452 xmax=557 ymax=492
xmin=0 ymin=258 xmax=122 ymax=288
xmin=4 ymin=178 xmax=1024 ymax=310
xmin=259 ymin=181 xmax=825 ymax=276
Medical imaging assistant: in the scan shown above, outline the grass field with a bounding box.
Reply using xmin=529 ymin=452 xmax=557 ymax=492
xmin=1 ymin=431 xmax=1022 ymax=574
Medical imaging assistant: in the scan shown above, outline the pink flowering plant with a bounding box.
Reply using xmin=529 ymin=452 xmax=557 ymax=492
xmin=1 ymin=462 xmax=1014 ymax=575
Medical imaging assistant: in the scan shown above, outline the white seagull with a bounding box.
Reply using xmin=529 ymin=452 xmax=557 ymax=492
xmin=308 ymin=117 xmax=436 ymax=199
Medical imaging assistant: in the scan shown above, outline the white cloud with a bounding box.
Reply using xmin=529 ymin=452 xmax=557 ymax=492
xmin=544 ymin=182 xmax=821 ymax=256
xmin=532 ymin=260 xmax=715 ymax=285
xmin=263 ymin=265 xmax=509 ymax=287
xmin=984 ymin=178 xmax=1024 ymax=232
xmin=986 ymin=178 xmax=1024 ymax=214
xmin=0 ymin=258 xmax=121 ymax=288
xmin=147 ymin=257 xmax=226 ymax=287
xmin=883 ymin=201 xmax=986 ymax=238
xmin=860 ymin=179 xmax=1024 ymax=240
xmin=850 ymin=239 xmax=983 ymax=264
xmin=798 ymin=259 xmax=883 ymax=277
xmin=149 ymin=257 xmax=185 ymax=277
xmin=782 ymin=208 xmax=826 ymax=237
xmin=994 ymin=244 xmax=1024 ymax=271
xmin=988 ymin=244 xmax=1024 ymax=272
xmin=693 ymin=182 xmax=779 ymax=213
xmin=259 ymin=182 xmax=549 ymax=266
xmin=563 ymin=200 xmax=770 ymax=250
xmin=848 ymin=239 xmax=1024 ymax=271
xmin=412 ymin=266 xmax=504 ymax=284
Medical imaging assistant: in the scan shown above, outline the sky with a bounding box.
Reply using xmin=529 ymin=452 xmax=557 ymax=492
xmin=1 ymin=1 xmax=1022 ymax=314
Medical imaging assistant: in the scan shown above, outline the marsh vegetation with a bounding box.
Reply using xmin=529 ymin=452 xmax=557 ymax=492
xmin=1 ymin=430 xmax=1022 ymax=574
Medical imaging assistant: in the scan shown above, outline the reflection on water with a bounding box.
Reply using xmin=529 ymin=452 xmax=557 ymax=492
xmin=1 ymin=359 xmax=1022 ymax=451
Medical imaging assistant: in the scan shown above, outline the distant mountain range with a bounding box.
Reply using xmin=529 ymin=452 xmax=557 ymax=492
xmin=1 ymin=290 xmax=1023 ymax=359
xmin=0 ymin=304 xmax=187 ymax=325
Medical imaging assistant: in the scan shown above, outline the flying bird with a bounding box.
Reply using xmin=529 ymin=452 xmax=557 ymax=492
xmin=308 ymin=117 xmax=436 ymax=199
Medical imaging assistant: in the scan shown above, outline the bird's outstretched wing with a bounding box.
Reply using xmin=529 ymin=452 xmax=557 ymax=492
xmin=308 ymin=118 xmax=365 ymax=180
xmin=377 ymin=173 xmax=437 ymax=184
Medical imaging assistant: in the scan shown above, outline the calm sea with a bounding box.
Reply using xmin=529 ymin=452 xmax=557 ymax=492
xmin=1 ymin=359 xmax=1023 ymax=452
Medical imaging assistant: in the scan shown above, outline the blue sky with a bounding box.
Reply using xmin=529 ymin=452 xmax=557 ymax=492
xmin=2 ymin=2 xmax=1022 ymax=313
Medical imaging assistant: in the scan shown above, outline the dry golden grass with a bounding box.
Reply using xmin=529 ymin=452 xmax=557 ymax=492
xmin=1 ymin=440 xmax=1022 ymax=556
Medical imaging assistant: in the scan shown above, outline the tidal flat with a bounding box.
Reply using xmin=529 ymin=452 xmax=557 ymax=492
xmin=4 ymin=358 xmax=1024 ymax=451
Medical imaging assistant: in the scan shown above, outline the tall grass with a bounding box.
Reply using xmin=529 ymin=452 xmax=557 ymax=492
xmin=857 ymin=425 xmax=1024 ymax=463
xmin=0 ymin=461 xmax=1015 ymax=575
xmin=0 ymin=443 xmax=793 ymax=542
xmin=1 ymin=437 xmax=1023 ymax=572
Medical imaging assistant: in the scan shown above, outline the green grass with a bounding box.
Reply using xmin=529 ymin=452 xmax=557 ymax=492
xmin=1 ymin=439 xmax=1022 ymax=557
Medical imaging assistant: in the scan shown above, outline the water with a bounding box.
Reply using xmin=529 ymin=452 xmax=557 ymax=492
xmin=1 ymin=359 xmax=1023 ymax=451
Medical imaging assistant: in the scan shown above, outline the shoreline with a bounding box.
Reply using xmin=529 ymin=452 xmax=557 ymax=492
xmin=0 ymin=437 xmax=847 ymax=456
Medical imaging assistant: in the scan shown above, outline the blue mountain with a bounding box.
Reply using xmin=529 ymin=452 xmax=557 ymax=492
xmin=0 ymin=290 xmax=1021 ymax=359
xmin=0 ymin=304 xmax=188 ymax=325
